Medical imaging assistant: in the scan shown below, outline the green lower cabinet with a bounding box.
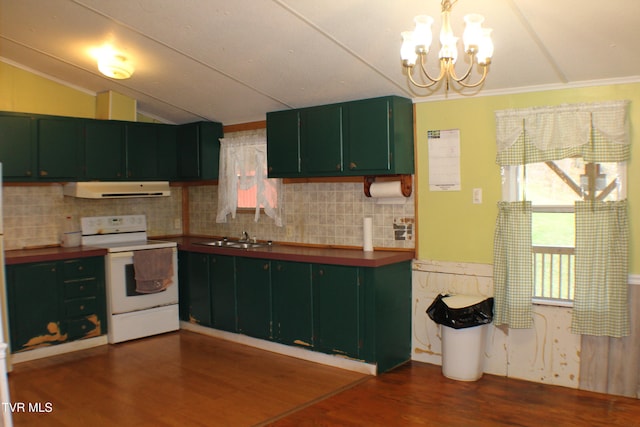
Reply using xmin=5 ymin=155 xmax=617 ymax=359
xmin=178 ymin=250 xmax=411 ymax=373
xmin=7 ymin=262 xmax=61 ymax=352
xmin=210 ymin=255 xmax=236 ymax=332
xmin=361 ymin=261 xmax=412 ymax=373
xmin=272 ymin=261 xmax=313 ymax=347
xmin=7 ymin=256 xmax=106 ymax=354
xmin=182 ymin=252 xmax=212 ymax=326
xmin=236 ymin=258 xmax=271 ymax=340
xmin=313 ymin=264 xmax=362 ymax=358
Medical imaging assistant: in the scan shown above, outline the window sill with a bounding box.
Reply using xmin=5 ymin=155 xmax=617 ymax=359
xmin=532 ymin=297 xmax=574 ymax=308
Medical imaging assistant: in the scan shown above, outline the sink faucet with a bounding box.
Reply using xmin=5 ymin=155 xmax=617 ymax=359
xmin=241 ymin=231 xmax=249 ymax=242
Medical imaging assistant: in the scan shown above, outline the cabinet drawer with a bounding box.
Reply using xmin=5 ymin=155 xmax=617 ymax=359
xmin=62 ymin=258 xmax=99 ymax=279
xmin=64 ymin=297 xmax=97 ymax=318
xmin=64 ymin=280 xmax=97 ymax=299
xmin=65 ymin=315 xmax=101 ymax=340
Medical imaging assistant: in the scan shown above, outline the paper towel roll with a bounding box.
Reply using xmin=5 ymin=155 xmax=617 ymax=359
xmin=369 ymin=181 xmax=407 ymax=205
xmin=363 ymin=217 xmax=373 ymax=252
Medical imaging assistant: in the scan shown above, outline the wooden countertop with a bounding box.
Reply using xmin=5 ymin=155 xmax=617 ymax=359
xmin=165 ymin=236 xmax=415 ymax=268
xmin=4 ymin=237 xmax=414 ymax=268
xmin=5 ymin=245 xmax=108 ymax=265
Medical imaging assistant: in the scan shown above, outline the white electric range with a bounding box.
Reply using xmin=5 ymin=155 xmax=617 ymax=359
xmin=81 ymin=215 xmax=179 ymax=343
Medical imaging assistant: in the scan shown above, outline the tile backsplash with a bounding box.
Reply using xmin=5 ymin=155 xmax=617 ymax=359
xmin=189 ymin=180 xmax=415 ymax=249
xmin=2 ymin=185 xmax=183 ymax=250
xmin=3 ymin=179 xmax=414 ymax=251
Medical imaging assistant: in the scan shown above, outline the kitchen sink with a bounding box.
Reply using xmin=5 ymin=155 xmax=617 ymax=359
xmin=195 ymin=239 xmax=271 ymax=250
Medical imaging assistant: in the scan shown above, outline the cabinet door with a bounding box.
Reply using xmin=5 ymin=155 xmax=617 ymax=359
xmin=266 ymin=109 xmax=300 ymax=177
xmin=156 ymin=124 xmax=178 ymax=180
xmin=84 ymin=119 xmax=126 ymax=180
xmin=37 ymin=118 xmax=82 ymax=179
xmin=177 ymin=121 xmax=223 ymax=180
xmin=126 ymin=122 xmax=158 ymax=179
xmin=7 ymin=263 xmax=61 ymax=352
xmin=0 ymin=114 xmax=36 ymax=179
xmin=313 ymin=264 xmax=362 ymax=358
xmin=301 ymin=105 xmax=343 ymax=175
xmin=345 ymin=98 xmax=392 ymax=174
xmin=236 ymin=258 xmax=271 ymax=340
xmin=185 ymin=252 xmax=212 ymax=326
xmin=210 ymin=255 xmax=236 ymax=332
xmin=272 ymin=261 xmax=312 ymax=347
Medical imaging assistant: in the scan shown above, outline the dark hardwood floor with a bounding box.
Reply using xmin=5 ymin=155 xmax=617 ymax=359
xmin=7 ymin=330 xmax=640 ymax=426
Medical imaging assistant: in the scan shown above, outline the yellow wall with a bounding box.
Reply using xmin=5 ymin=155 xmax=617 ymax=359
xmin=415 ymin=83 xmax=640 ymax=273
xmin=96 ymin=90 xmax=137 ymax=121
xmin=0 ymin=62 xmax=95 ymax=118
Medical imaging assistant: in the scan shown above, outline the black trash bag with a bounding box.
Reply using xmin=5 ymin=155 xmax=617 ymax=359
xmin=426 ymin=294 xmax=494 ymax=329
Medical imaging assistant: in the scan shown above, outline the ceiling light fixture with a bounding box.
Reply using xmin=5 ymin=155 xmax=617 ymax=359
xmin=98 ymin=53 xmax=134 ymax=79
xmin=400 ymin=0 xmax=493 ymax=93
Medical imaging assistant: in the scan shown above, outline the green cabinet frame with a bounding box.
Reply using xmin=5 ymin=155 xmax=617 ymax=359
xmin=266 ymin=95 xmax=414 ymax=178
xmin=236 ymin=258 xmax=271 ymax=340
xmin=7 ymin=256 xmax=106 ymax=354
xmin=84 ymin=119 xmax=126 ymax=180
xmin=37 ymin=117 xmax=82 ymax=180
xmin=0 ymin=113 xmax=36 ymax=180
xmin=177 ymin=121 xmax=224 ymax=180
xmin=272 ymin=260 xmax=313 ymax=347
xmin=179 ymin=250 xmax=411 ymax=373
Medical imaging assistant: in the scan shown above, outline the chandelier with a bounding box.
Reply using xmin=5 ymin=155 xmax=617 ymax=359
xmin=400 ymin=0 xmax=493 ymax=92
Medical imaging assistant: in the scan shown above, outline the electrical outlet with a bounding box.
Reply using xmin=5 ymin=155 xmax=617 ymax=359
xmin=174 ymin=218 xmax=181 ymax=229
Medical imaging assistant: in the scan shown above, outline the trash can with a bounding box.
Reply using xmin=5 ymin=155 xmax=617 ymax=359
xmin=426 ymin=294 xmax=494 ymax=381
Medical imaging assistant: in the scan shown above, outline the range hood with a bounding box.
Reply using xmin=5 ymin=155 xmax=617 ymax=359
xmin=63 ymin=181 xmax=171 ymax=199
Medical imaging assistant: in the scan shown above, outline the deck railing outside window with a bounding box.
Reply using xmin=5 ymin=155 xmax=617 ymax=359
xmin=532 ymin=245 xmax=575 ymax=302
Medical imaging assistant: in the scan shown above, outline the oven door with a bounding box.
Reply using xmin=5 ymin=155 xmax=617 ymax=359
xmin=106 ymin=248 xmax=179 ymax=315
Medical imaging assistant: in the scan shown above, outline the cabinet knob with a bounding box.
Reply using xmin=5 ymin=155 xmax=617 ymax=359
xmin=319 ymin=269 xmax=324 ymax=276
xmin=79 ymin=305 xmax=85 ymax=311
xmin=268 ymin=166 xmax=273 ymax=172
xmin=81 ymin=324 xmax=87 ymax=330
xmin=79 ymin=285 xmax=85 ymax=291
xmin=335 ymin=164 xmax=341 ymax=170
xmin=26 ymin=170 xmax=32 ymax=177
xmin=40 ymin=170 xmax=48 ymax=176
xmin=263 ymin=263 xmax=269 ymax=271
xmin=78 ymin=266 xmax=84 ymax=271
xmin=349 ymin=162 xmax=357 ymax=170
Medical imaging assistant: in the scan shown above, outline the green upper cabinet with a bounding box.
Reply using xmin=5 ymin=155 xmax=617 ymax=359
xmin=177 ymin=121 xmax=223 ymax=180
xmin=126 ymin=122 xmax=178 ymax=180
xmin=301 ymin=104 xmax=344 ymax=175
xmin=344 ymin=96 xmax=414 ymax=175
xmin=37 ymin=117 xmax=82 ymax=180
xmin=266 ymin=109 xmax=300 ymax=177
xmin=266 ymin=95 xmax=414 ymax=178
xmin=0 ymin=112 xmax=36 ymax=180
xmin=84 ymin=119 xmax=126 ymax=180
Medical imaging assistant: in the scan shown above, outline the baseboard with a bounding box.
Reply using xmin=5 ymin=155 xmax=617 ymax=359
xmin=180 ymin=321 xmax=377 ymax=376
xmin=10 ymin=336 xmax=108 ymax=366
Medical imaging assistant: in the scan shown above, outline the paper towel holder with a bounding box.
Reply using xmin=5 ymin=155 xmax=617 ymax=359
xmin=363 ymin=174 xmax=412 ymax=197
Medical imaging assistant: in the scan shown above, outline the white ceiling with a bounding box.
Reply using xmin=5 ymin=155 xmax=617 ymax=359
xmin=1 ymin=0 xmax=639 ymax=125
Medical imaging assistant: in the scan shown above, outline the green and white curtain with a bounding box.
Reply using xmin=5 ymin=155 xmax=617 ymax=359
xmin=493 ymin=201 xmax=533 ymax=328
xmin=493 ymin=100 xmax=631 ymax=337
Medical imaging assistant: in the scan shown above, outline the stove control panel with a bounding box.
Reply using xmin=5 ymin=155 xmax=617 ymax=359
xmin=81 ymin=215 xmax=147 ymax=236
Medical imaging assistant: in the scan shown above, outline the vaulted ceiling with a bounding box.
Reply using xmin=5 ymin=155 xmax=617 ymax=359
xmin=1 ymin=0 xmax=639 ymax=125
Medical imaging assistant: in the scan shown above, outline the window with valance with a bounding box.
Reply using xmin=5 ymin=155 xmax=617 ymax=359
xmin=493 ymin=100 xmax=630 ymax=337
